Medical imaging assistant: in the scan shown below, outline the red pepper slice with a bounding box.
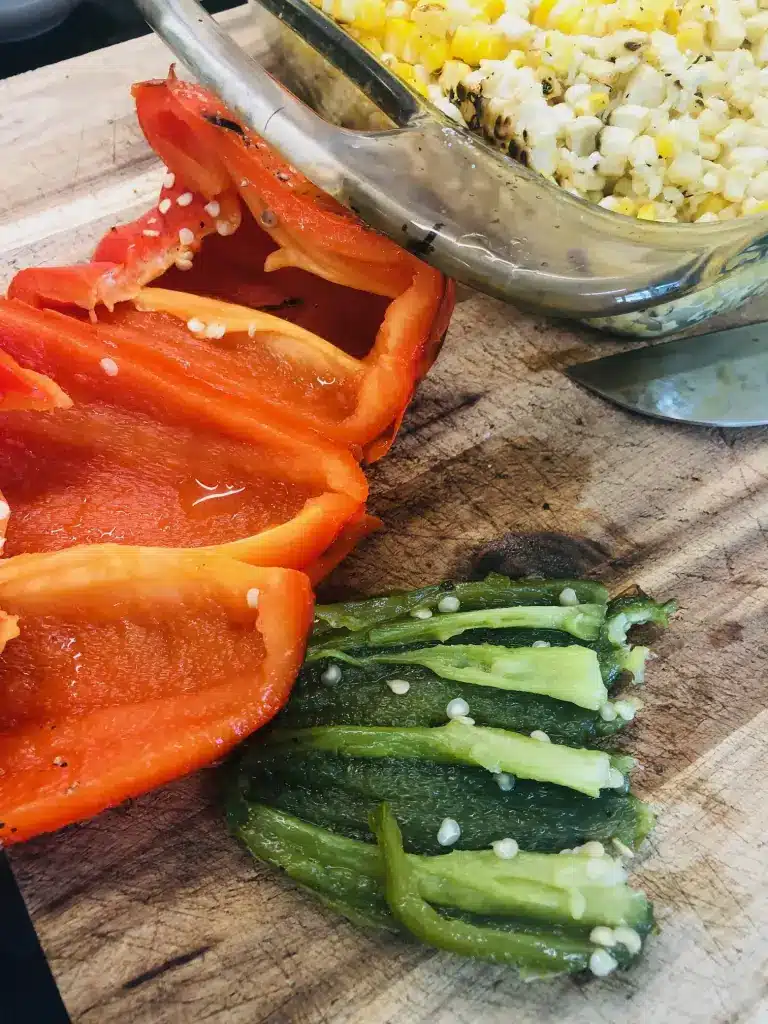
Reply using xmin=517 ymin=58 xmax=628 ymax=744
xmin=9 ymin=72 xmax=455 ymax=462
xmin=0 ymin=545 xmax=313 ymax=844
xmin=0 ymin=347 xmax=71 ymax=413
xmin=0 ymin=300 xmax=366 ymax=566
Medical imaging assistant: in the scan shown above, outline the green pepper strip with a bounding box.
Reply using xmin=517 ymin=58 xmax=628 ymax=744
xmin=371 ymin=804 xmax=593 ymax=974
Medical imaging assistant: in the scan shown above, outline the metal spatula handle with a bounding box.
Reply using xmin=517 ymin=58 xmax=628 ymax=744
xmin=135 ymin=0 xmax=768 ymax=318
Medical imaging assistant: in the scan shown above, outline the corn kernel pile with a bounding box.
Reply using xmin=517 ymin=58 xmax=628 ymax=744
xmin=313 ymin=0 xmax=768 ymax=221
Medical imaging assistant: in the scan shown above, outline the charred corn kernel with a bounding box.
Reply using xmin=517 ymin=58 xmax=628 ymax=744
xmin=411 ymin=0 xmax=452 ymax=36
xmin=533 ymin=0 xmax=558 ymax=27
xmin=655 ymin=133 xmax=676 ymax=159
xmin=637 ymin=202 xmax=657 ymax=219
xmin=417 ymin=33 xmax=451 ymax=72
xmin=438 ymin=58 xmax=473 ymax=92
xmin=450 ymin=24 xmax=511 ymax=63
xmin=536 ymin=65 xmax=564 ymax=99
xmin=699 ymin=195 xmax=728 ymax=215
xmin=676 ymin=20 xmax=705 ymax=50
xmin=384 ymin=18 xmax=420 ymax=61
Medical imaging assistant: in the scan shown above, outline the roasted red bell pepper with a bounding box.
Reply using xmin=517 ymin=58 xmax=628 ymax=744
xmin=0 ymin=299 xmax=366 ymax=565
xmin=0 ymin=544 xmax=313 ymax=844
xmin=9 ymin=72 xmax=455 ymax=462
xmin=0 ymin=347 xmax=71 ymax=413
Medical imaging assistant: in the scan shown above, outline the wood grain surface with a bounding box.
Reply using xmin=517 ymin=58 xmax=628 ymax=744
xmin=2 ymin=8 xmax=768 ymax=1022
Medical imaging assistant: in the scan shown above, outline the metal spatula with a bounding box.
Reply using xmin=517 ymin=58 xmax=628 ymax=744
xmin=566 ymin=322 xmax=768 ymax=427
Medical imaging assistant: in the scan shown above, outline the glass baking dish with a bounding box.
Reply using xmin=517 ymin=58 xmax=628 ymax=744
xmin=138 ymin=0 xmax=768 ymax=338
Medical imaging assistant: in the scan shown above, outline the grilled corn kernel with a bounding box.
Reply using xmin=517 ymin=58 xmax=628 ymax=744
xmin=544 ymin=33 xmax=576 ymax=74
xmin=417 ymin=33 xmax=451 ymax=71
xmin=620 ymin=0 xmax=670 ymax=31
xmin=581 ymin=91 xmax=610 ymax=114
xmin=393 ymin=60 xmax=431 ymax=94
xmin=676 ymin=20 xmax=705 ymax=50
xmin=532 ymin=0 xmax=558 ymax=27
xmin=699 ymin=195 xmax=728 ymax=215
xmin=450 ymin=24 xmax=512 ymax=63
xmin=411 ymin=0 xmax=452 ymax=36
xmin=655 ymin=133 xmax=676 ymax=159
xmin=472 ymin=0 xmax=505 ymax=19
xmin=357 ymin=32 xmax=385 ymax=54
xmin=340 ymin=0 xmax=387 ymax=30
xmin=438 ymin=58 xmax=473 ymax=92
xmin=552 ymin=1 xmax=587 ymax=33
xmin=636 ymin=202 xmax=657 ymax=219
xmin=536 ymin=65 xmax=564 ymax=99
xmin=384 ymin=18 xmax=420 ymax=61
xmin=663 ymin=7 xmax=680 ymax=31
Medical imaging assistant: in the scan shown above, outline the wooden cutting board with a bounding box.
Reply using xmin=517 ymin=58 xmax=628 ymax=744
xmin=2 ymin=8 xmax=768 ymax=1022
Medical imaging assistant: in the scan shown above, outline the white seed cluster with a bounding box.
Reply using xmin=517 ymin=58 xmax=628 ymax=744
xmin=437 ymin=817 xmax=462 ymax=845
xmin=387 ymin=678 xmax=412 ymax=694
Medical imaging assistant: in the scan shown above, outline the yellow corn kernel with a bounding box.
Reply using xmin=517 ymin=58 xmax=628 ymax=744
xmin=620 ymin=0 xmax=669 ymax=30
xmin=533 ymin=0 xmax=559 ymax=27
xmin=676 ymin=20 xmax=705 ymax=50
xmin=439 ymin=58 xmax=473 ymax=91
xmin=384 ymin=18 xmax=420 ymax=61
xmin=552 ymin=2 xmax=586 ymax=33
xmin=358 ymin=32 xmax=385 ymax=54
xmin=751 ymin=201 xmax=768 ymax=214
xmin=636 ymin=203 xmax=657 ymax=220
xmin=417 ymin=33 xmax=450 ymax=72
xmin=392 ymin=58 xmax=417 ymax=83
xmin=655 ymin=133 xmax=676 ymax=159
xmin=663 ymin=7 xmax=680 ymax=31
xmin=395 ymin=62 xmax=429 ymax=97
xmin=583 ymin=91 xmax=609 ymax=114
xmin=699 ymin=195 xmax=728 ymax=215
xmin=615 ymin=198 xmax=637 ymax=216
xmin=680 ymin=0 xmax=706 ymax=19
xmin=450 ymin=23 xmax=512 ymax=63
xmin=544 ymin=33 xmax=575 ymax=74
xmin=411 ymin=0 xmax=452 ymax=37
xmin=472 ymin=0 xmax=505 ymax=19
xmin=575 ymin=10 xmax=598 ymax=31
xmin=345 ymin=0 xmax=387 ymax=31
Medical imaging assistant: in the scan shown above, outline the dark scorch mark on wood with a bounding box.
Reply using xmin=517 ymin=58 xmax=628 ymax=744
xmin=468 ymin=531 xmax=612 ymax=580
xmin=122 ymin=946 xmax=213 ymax=990
xmin=708 ymin=621 xmax=744 ymax=648
xmin=401 ymin=390 xmax=486 ymax=437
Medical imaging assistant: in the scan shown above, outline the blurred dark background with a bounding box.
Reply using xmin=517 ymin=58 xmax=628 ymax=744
xmin=0 ymin=0 xmax=240 ymax=80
